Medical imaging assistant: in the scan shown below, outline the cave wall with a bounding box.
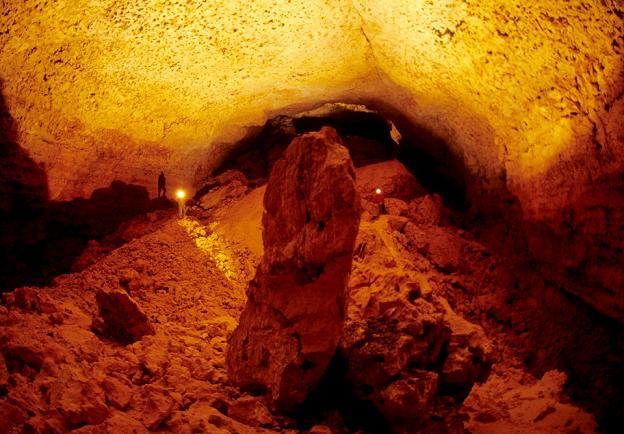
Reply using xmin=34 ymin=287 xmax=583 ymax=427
xmin=349 ymin=1 xmax=624 ymax=320
xmin=0 ymin=0 xmax=372 ymax=199
xmin=1 ymin=0 xmax=623 ymax=319
xmin=355 ymin=0 xmax=623 ymax=213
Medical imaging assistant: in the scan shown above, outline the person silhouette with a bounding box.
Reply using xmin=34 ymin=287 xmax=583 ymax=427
xmin=158 ymin=172 xmax=166 ymax=198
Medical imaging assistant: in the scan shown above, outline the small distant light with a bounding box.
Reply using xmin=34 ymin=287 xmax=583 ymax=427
xmin=375 ymin=188 xmax=382 ymax=195
xmin=176 ymin=190 xmax=186 ymax=199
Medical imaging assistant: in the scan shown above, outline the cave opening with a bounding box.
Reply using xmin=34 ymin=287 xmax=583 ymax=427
xmin=215 ymin=102 xmax=472 ymax=212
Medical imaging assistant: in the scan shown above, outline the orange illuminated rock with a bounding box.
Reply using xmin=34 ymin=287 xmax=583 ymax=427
xmin=48 ymin=375 xmax=109 ymax=427
xmin=94 ymin=288 xmax=155 ymax=344
xmin=227 ymin=127 xmax=361 ymax=411
xmin=464 ymin=370 xmax=597 ymax=433
xmin=356 ymin=160 xmax=424 ymax=202
xmin=408 ymin=194 xmax=446 ymax=226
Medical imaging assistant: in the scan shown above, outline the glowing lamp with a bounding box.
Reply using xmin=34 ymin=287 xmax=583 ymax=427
xmin=176 ymin=189 xmax=186 ymax=199
xmin=375 ymin=188 xmax=382 ymax=195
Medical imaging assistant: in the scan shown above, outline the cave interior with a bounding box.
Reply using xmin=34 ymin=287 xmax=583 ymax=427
xmin=1 ymin=1 xmax=624 ymax=433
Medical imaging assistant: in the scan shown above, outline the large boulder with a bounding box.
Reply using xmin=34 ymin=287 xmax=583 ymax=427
xmin=94 ymin=288 xmax=155 ymax=344
xmin=408 ymin=194 xmax=447 ymax=226
xmin=355 ymin=160 xmax=425 ymax=202
xmin=227 ymin=127 xmax=361 ymax=411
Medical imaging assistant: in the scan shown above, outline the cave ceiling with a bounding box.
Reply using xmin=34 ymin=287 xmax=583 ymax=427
xmin=0 ymin=0 xmax=622 ymax=217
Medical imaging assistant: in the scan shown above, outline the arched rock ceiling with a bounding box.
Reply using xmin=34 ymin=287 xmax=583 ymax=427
xmin=1 ymin=0 xmax=623 ymax=215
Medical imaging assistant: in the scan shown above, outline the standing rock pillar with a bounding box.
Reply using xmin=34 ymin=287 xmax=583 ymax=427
xmin=227 ymin=127 xmax=361 ymax=411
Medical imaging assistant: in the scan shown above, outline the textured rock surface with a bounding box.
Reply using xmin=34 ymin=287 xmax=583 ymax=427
xmin=197 ymin=170 xmax=250 ymax=211
xmin=95 ymin=288 xmax=155 ymax=344
xmin=408 ymin=194 xmax=446 ymax=226
xmin=0 ymin=0 xmax=371 ymax=199
xmin=1 ymin=1 xmax=623 ymax=319
xmin=0 ymin=176 xmax=614 ymax=432
xmin=356 ymin=159 xmax=424 ymax=202
xmin=0 ymin=0 xmax=620 ymax=204
xmin=343 ymin=217 xmax=493 ymax=432
xmin=227 ymin=127 xmax=361 ymax=411
xmin=0 ymin=209 xmax=277 ymax=433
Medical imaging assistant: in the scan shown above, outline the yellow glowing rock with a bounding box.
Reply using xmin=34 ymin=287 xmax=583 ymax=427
xmin=352 ymin=0 xmax=623 ymax=216
xmin=179 ymin=218 xmax=242 ymax=285
xmin=0 ymin=0 xmax=622 ymax=220
xmin=0 ymin=0 xmax=372 ymax=198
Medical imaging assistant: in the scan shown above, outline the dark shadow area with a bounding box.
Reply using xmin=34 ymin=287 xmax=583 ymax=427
xmin=398 ymin=142 xmax=468 ymax=211
xmin=0 ymin=80 xmax=174 ymax=292
xmin=214 ymin=103 xmax=504 ymax=215
xmin=522 ymin=283 xmax=624 ymax=434
xmin=366 ymin=100 xmax=522 ymax=219
xmin=1 ymin=178 xmax=174 ymax=292
xmin=293 ymin=352 xmax=389 ymax=434
xmin=216 ymin=105 xmax=397 ymax=181
xmin=292 ymin=108 xmax=396 ymax=168
xmin=39 ymin=182 xmax=174 ymax=285
xmin=0 ymin=79 xmax=50 ymax=292
xmin=392 ymin=122 xmax=471 ymax=211
xmin=515 ymin=169 xmax=624 ymax=433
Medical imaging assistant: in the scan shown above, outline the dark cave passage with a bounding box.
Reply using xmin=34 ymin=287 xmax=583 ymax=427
xmin=215 ymin=102 xmax=475 ymax=213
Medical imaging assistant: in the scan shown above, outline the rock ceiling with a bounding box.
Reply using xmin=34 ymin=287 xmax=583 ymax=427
xmin=1 ymin=0 xmax=622 ymax=214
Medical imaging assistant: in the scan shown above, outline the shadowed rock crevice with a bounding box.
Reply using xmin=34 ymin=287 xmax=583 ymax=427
xmin=293 ymin=352 xmax=390 ymax=433
xmin=0 ymin=80 xmax=50 ymax=292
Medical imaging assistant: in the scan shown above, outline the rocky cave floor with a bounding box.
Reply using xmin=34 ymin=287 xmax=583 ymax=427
xmin=0 ymin=165 xmax=615 ymax=433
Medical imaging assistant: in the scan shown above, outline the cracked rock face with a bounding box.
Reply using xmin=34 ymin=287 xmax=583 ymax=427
xmin=227 ymin=127 xmax=361 ymax=411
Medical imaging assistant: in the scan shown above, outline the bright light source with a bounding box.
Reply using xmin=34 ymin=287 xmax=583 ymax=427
xmin=375 ymin=188 xmax=382 ymax=195
xmin=176 ymin=189 xmax=186 ymax=199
